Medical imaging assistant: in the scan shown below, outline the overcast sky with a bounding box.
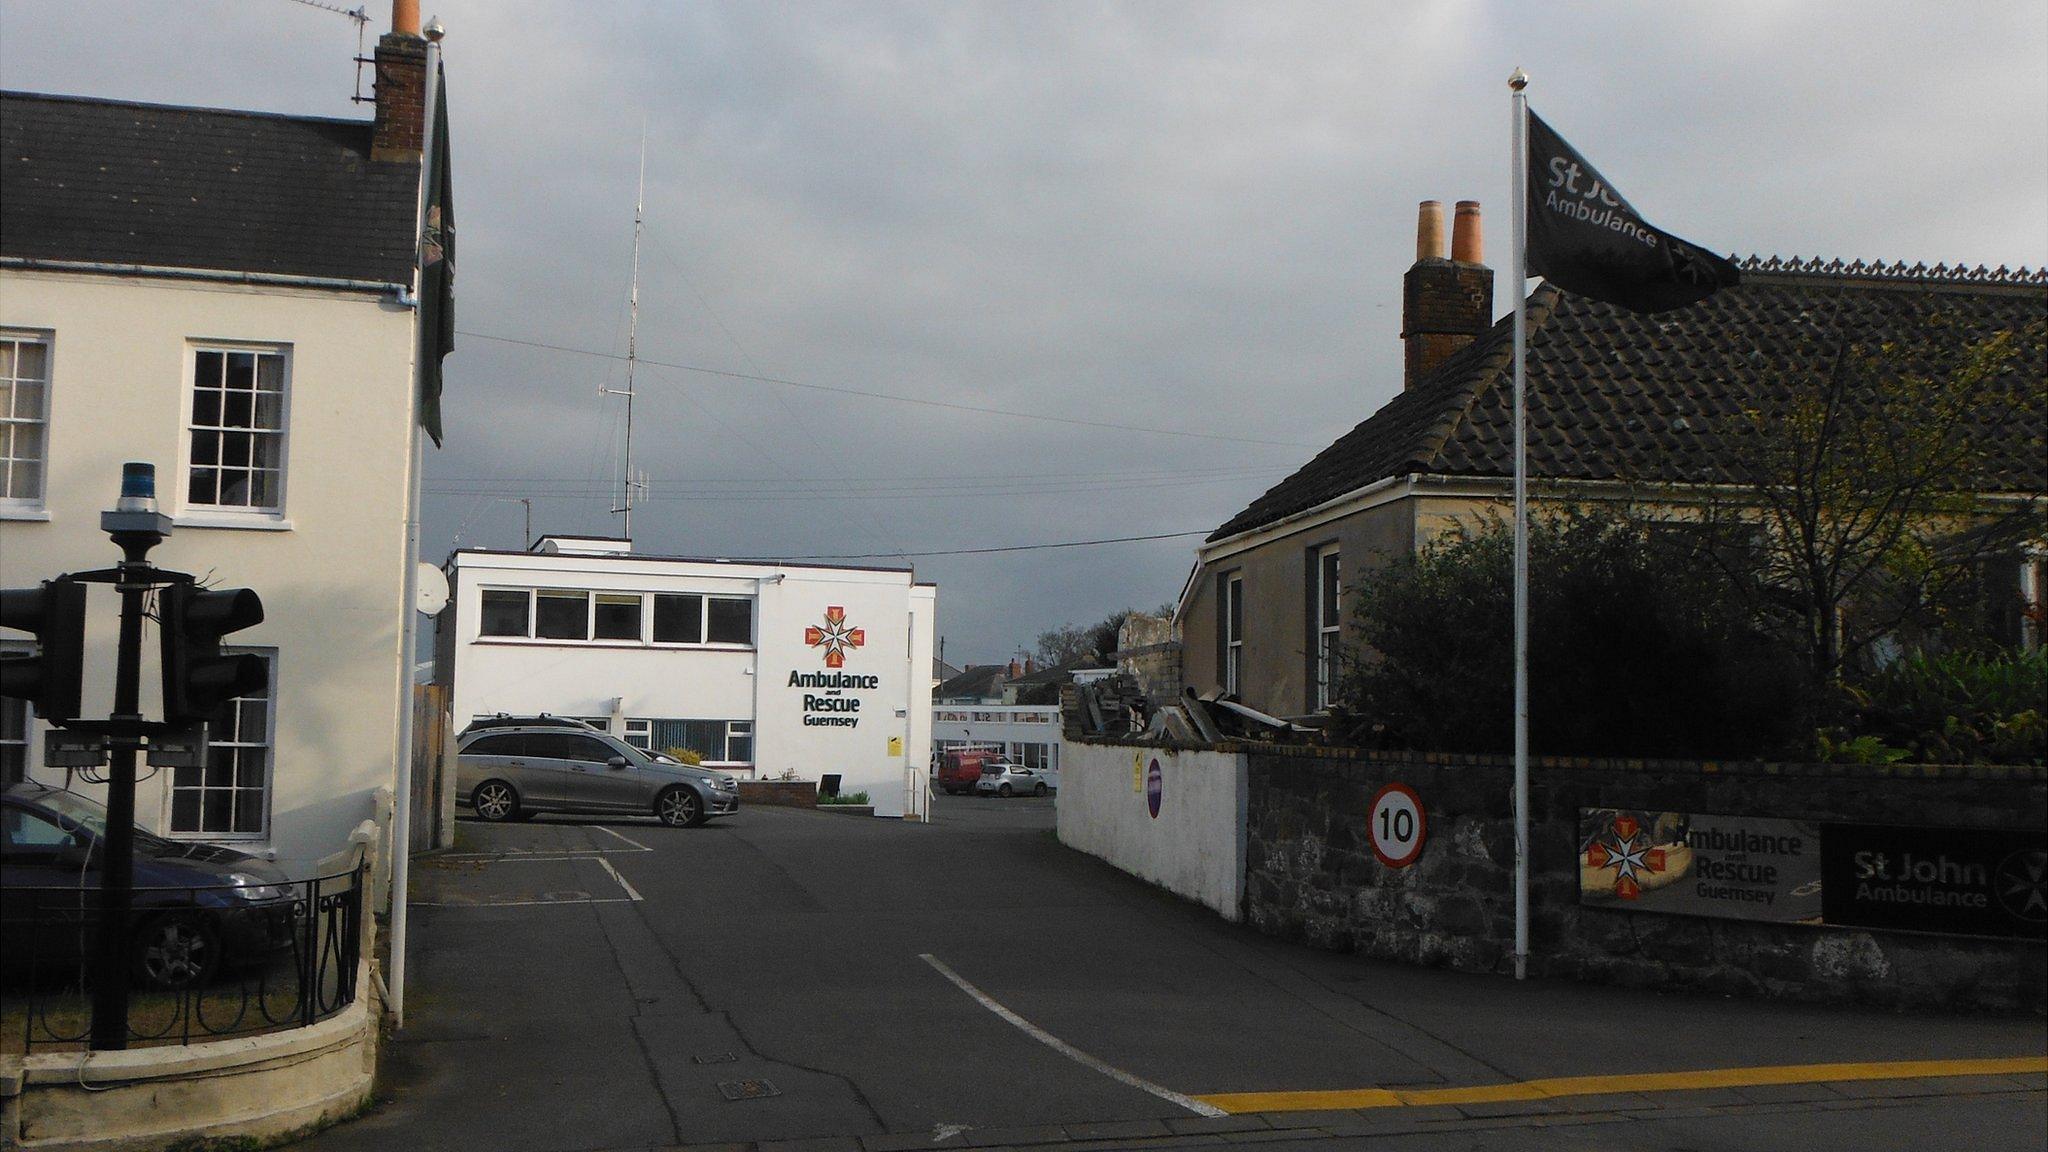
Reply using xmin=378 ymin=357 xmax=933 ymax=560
xmin=5 ymin=1 xmax=2045 ymax=664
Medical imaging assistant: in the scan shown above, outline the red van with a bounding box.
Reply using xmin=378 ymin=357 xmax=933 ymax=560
xmin=936 ymin=746 xmax=999 ymax=794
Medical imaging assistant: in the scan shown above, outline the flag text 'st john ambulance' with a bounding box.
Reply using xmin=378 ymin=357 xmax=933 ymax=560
xmin=1524 ymin=109 xmax=1740 ymax=314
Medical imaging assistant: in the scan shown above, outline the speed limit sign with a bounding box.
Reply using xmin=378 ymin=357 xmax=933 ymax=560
xmin=1368 ymin=783 xmax=1427 ymax=868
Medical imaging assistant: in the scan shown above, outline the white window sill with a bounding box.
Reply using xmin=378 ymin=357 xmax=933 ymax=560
xmin=174 ymin=513 xmax=294 ymax=532
xmin=0 ymin=507 xmax=52 ymax=522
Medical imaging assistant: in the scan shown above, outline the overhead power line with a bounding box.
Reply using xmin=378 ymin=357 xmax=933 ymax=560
xmin=737 ymin=529 xmax=1211 ymax=562
xmin=455 ymin=329 xmax=1317 ymax=449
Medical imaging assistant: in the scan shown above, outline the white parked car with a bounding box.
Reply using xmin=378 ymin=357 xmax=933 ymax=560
xmin=973 ymin=761 xmax=1059 ymax=797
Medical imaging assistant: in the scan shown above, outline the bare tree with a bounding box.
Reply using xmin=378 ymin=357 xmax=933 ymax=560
xmin=1704 ymin=320 xmax=2046 ymax=694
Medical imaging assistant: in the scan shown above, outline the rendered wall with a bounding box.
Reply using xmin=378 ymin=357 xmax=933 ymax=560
xmin=1181 ymin=497 xmax=1413 ymax=716
xmin=1055 ymin=738 xmax=1246 ymax=920
xmin=446 ymin=554 xmax=932 ymax=817
xmin=0 ymin=270 xmax=414 ymax=868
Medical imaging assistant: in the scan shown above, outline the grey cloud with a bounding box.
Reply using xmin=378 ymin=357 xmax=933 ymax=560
xmin=4 ymin=0 xmax=2042 ymax=660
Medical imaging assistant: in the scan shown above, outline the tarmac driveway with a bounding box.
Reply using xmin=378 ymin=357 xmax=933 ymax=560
xmin=299 ymin=794 xmax=2047 ymax=1152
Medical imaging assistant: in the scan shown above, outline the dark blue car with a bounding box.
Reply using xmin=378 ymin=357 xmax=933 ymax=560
xmin=0 ymin=781 xmax=298 ymax=989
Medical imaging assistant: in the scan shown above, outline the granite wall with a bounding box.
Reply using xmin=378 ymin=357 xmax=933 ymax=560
xmin=1244 ymin=747 xmax=2046 ymax=1012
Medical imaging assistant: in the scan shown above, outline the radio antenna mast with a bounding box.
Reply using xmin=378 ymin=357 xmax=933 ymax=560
xmin=606 ymin=125 xmax=648 ymax=538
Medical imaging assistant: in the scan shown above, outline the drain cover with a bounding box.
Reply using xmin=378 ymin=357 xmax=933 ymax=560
xmin=691 ymin=1052 xmax=739 ymax=1065
xmin=718 ymin=1078 xmax=781 ymax=1101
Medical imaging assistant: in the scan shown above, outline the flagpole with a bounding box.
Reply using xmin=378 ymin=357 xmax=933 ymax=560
xmin=1508 ymin=66 xmax=1531 ymax=983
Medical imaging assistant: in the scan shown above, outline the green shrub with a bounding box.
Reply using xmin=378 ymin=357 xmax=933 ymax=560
xmin=663 ymin=746 xmax=704 ymax=766
xmin=1335 ymin=511 xmax=1810 ymax=759
xmin=1847 ymin=648 xmax=2048 ymax=764
xmin=818 ymin=790 xmax=870 ymax=805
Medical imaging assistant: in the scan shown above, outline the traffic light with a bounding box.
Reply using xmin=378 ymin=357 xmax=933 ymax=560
xmin=158 ymin=583 xmax=266 ymax=726
xmin=0 ymin=578 xmax=88 ymax=721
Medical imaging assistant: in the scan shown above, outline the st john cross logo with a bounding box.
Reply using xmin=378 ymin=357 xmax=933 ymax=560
xmin=805 ymin=606 xmax=865 ymax=668
xmin=1585 ymin=814 xmax=1669 ymax=900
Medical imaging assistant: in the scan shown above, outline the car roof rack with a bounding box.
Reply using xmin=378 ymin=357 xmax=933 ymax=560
xmin=458 ymin=713 xmax=603 ymax=735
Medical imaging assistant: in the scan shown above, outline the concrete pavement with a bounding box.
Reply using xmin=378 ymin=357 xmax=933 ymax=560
xmin=297 ymin=795 xmax=2047 ymax=1151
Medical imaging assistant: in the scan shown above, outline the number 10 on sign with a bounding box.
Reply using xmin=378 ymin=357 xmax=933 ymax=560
xmin=1369 ymin=783 xmax=1427 ymax=868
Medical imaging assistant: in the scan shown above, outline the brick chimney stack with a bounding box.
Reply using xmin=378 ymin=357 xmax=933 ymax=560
xmin=371 ymin=0 xmax=428 ymax=163
xmin=1401 ymin=199 xmax=1494 ymax=390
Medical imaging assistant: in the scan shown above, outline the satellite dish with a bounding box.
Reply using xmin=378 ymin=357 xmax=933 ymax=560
xmin=415 ymin=563 xmax=450 ymax=615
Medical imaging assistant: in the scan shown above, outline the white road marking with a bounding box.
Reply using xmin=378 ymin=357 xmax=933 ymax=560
xmin=438 ymin=854 xmax=609 ymax=864
xmin=596 ymin=856 xmax=644 ymax=902
xmin=592 ymin=824 xmax=653 ymax=852
xmin=413 ymin=897 xmax=637 ymax=908
xmin=438 ymin=846 xmax=644 ymax=861
xmin=918 ymin=953 xmax=1225 ymax=1118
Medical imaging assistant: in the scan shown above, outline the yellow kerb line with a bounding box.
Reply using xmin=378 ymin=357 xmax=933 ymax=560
xmin=1196 ymin=1055 xmax=2048 ymax=1114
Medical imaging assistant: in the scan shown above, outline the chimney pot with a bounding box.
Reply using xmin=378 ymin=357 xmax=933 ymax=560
xmin=1401 ymin=197 xmax=1494 ymax=391
xmin=370 ymin=6 xmax=429 ymax=164
xmin=1451 ymin=201 xmax=1483 ymax=264
xmin=1415 ymin=200 xmax=1446 ymax=262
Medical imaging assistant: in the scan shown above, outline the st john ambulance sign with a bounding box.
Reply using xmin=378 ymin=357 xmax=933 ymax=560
xmin=1579 ymin=810 xmax=1821 ymax=923
xmin=1822 ymin=824 xmax=2047 ymax=941
xmin=1580 ymin=809 xmax=2046 ymax=941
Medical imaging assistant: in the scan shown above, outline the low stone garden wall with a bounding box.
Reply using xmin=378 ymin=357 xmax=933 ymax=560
xmin=1244 ymin=747 xmax=2046 ymax=1012
xmin=739 ymin=780 xmax=818 ymax=808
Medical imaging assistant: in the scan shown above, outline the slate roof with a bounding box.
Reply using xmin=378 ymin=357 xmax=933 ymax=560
xmin=1210 ymin=260 xmax=2048 ymax=543
xmin=936 ymin=665 xmax=1008 ymax=700
xmin=1 ymin=91 xmax=419 ymax=284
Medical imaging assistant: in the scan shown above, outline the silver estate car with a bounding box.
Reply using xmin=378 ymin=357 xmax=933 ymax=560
xmin=456 ymin=716 xmax=739 ymax=828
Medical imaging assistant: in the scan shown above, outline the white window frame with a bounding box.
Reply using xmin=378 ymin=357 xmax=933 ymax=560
xmin=1315 ymin=546 xmax=1341 ymax=711
xmin=1 ymin=642 xmax=31 ymax=785
xmin=474 ymin=586 xmax=756 ymax=650
xmin=1223 ymin=572 xmax=1243 ymax=696
xmin=622 ymin=718 xmax=653 ymax=750
xmin=721 ymin=720 xmax=753 ymax=767
xmin=0 ymin=329 xmax=52 ymax=516
xmin=179 ymin=341 xmax=292 ymax=525
xmin=165 ymin=648 xmax=276 ymax=842
xmin=1007 ymin=742 xmax=1054 ymax=771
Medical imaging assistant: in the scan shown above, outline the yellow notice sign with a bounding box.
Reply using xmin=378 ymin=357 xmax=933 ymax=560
xmin=888 ymin=736 xmax=904 ymax=756
xmin=1133 ymin=752 xmax=1144 ymax=793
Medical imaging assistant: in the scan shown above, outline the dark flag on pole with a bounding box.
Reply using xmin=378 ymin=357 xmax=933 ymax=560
xmin=1525 ymin=108 xmax=1739 ymax=314
xmin=417 ymin=62 xmax=455 ymax=447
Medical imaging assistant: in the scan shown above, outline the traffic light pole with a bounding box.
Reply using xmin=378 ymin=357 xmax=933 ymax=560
xmin=4 ymin=462 xmax=263 ymax=1052
xmin=89 ymin=526 xmax=155 ymax=1050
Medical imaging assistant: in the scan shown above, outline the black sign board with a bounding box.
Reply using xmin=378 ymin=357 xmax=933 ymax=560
xmin=1820 ymin=823 xmax=2047 ymax=941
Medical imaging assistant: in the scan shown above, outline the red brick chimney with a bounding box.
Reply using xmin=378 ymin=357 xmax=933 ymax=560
xmin=1401 ymin=199 xmax=1494 ymax=390
xmin=371 ymin=0 xmax=427 ymax=163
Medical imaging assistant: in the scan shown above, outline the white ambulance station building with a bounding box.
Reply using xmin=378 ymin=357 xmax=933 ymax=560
xmin=436 ymin=537 xmax=937 ymax=819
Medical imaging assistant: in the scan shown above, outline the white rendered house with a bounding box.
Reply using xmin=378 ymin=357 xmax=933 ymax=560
xmin=0 ymin=29 xmax=434 ymax=869
xmin=437 ymin=537 xmax=937 ymax=819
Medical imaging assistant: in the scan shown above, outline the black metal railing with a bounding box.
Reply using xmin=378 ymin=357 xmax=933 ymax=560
xmin=0 ymin=861 xmax=364 ymax=1051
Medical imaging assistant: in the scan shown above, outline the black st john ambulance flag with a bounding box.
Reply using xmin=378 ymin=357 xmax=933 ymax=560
xmin=1526 ymin=108 xmax=1740 ymax=314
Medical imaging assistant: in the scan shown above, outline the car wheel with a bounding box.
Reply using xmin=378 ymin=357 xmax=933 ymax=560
xmin=998 ymin=783 xmax=1013 ymax=797
xmin=133 ymin=912 xmax=219 ymax=990
xmin=657 ymin=786 xmax=704 ymax=828
xmin=472 ymin=780 xmax=520 ymax=822
xmin=1034 ymin=782 xmax=1048 ymax=796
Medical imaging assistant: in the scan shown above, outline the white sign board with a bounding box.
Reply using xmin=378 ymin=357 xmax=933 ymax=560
xmin=1369 ymin=782 xmax=1427 ymax=868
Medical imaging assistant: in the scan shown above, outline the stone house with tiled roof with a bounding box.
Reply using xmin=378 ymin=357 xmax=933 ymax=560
xmin=1178 ymin=201 xmax=2048 ymax=721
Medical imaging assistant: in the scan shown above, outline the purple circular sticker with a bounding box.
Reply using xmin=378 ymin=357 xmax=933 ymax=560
xmin=1146 ymin=758 xmax=1163 ymax=818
